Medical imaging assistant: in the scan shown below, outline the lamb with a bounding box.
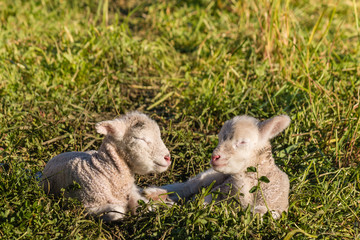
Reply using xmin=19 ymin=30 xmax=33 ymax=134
xmin=144 ymin=115 xmax=290 ymax=219
xmin=41 ymin=112 xmax=171 ymax=222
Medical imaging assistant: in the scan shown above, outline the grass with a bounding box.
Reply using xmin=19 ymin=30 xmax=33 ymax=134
xmin=0 ymin=0 xmax=359 ymax=239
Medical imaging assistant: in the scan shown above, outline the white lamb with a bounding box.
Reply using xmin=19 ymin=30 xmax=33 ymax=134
xmin=144 ymin=115 xmax=290 ymax=219
xmin=41 ymin=112 xmax=171 ymax=222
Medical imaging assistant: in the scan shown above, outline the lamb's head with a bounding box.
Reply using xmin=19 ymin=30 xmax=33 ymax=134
xmin=95 ymin=112 xmax=171 ymax=175
xmin=211 ymin=115 xmax=290 ymax=174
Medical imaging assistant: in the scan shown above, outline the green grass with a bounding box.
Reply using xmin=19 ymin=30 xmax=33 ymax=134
xmin=0 ymin=0 xmax=359 ymax=239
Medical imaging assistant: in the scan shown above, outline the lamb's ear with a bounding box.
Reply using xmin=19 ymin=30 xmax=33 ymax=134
xmin=258 ymin=115 xmax=291 ymax=140
xmin=95 ymin=119 xmax=126 ymax=139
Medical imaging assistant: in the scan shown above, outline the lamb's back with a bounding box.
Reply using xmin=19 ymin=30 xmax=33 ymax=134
xmin=42 ymin=151 xmax=96 ymax=195
xmin=42 ymin=150 xmax=134 ymax=208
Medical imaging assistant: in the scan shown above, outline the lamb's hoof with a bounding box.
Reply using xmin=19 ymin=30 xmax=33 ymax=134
xmin=253 ymin=206 xmax=281 ymax=220
xmin=270 ymin=210 xmax=281 ymax=220
xmin=99 ymin=212 xmax=125 ymax=222
xmin=143 ymin=187 xmax=174 ymax=205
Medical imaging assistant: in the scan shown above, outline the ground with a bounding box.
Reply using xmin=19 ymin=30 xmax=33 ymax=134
xmin=0 ymin=0 xmax=359 ymax=239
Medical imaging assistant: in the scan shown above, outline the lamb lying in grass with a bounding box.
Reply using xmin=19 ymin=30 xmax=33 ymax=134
xmin=41 ymin=112 xmax=171 ymax=222
xmin=144 ymin=115 xmax=290 ymax=219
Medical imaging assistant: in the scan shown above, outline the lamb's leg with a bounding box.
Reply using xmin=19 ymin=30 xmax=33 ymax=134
xmin=128 ymin=184 xmax=149 ymax=214
xmin=202 ymin=177 xmax=239 ymax=204
xmin=253 ymin=174 xmax=289 ymax=220
xmin=87 ymin=204 xmax=127 ymax=222
xmin=144 ymin=168 xmax=229 ymax=202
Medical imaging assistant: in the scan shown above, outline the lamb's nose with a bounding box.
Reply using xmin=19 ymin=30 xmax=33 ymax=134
xmin=164 ymin=155 xmax=171 ymax=163
xmin=211 ymin=155 xmax=221 ymax=162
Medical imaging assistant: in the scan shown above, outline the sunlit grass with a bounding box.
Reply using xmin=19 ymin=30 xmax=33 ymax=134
xmin=0 ymin=0 xmax=359 ymax=238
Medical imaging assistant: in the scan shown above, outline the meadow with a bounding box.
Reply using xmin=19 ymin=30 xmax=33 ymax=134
xmin=0 ymin=0 xmax=359 ymax=239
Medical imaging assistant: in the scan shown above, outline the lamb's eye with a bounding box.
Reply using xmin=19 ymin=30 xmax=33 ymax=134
xmin=236 ymin=139 xmax=249 ymax=147
xmin=133 ymin=137 xmax=150 ymax=144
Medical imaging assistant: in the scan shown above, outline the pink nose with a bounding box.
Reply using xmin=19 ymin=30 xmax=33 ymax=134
xmin=164 ymin=155 xmax=171 ymax=163
xmin=211 ymin=155 xmax=221 ymax=162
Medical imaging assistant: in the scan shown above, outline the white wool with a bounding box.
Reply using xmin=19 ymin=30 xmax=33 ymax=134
xmin=41 ymin=112 xmax=171 ymax=222
xmin=144 ymin=115 xmax=291 ymax=219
